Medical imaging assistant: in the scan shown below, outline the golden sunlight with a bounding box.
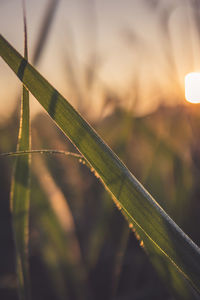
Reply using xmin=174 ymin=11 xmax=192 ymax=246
xmin=185 ymin=72 xmax=200 ymax=103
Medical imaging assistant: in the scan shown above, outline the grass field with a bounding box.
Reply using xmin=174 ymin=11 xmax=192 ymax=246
xmin=0 ymin=1 xmax=200 ymax=299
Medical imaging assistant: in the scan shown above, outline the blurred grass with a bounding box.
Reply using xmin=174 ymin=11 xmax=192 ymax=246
xmin=1 ymin=32 xmax=200 ymax=299
xmin=1 ymin=103 xmax=200 ymax=299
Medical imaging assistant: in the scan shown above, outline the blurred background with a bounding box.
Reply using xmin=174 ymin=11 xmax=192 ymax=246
xmin=1 ymin=0 xmax=200 ymax=299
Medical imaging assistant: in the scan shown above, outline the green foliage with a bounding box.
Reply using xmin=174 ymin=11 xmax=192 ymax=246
xmin=1 ymin=33 xmax=200 ymax=299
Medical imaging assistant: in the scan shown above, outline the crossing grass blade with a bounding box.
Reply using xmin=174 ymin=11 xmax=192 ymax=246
xmin=9 ymin=5 xmax=31 ymax=299
xmin=1 ymin=34 xmax=200 ymax=298
xmin=0 ymin=149 xmax=82 ymax=159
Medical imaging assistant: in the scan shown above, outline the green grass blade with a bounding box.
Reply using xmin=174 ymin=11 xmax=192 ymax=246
xmin=1 ymin=34 xmax=200 ymax=297
xmin=9 ymin=7 xmax=31 ymax=299
xmin=10 ymin=86 xmax=31 ymax=300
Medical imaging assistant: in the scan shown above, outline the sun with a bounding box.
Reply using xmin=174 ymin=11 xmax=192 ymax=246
xmin=185 ymin=72 xmax=200 ymax=103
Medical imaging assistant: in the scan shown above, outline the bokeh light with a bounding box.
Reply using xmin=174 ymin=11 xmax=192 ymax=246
xmin=185 ymin=72 xmax=200 ymax=103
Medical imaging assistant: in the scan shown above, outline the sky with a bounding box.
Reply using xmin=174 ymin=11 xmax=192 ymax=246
xmin=0 ymin=0 xmax=200 ymax=121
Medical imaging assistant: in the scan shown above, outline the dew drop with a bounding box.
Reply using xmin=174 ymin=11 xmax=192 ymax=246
xmin=129 ymin=223 xmax=136 ymax=232
xmin=116 ymin=203 xmax=122 ymax=210
xmin=94 ymin=171 xmax=100 ymax=179
xmin=135 ymin=232 xmax=141 ymax=241
xmin=140 ymin=240 xmax=144 ymax=248
xmin=112 ymin=197 xmax=122 ymax=211
xmin=78 ymin=158 xmax=87 ymax=166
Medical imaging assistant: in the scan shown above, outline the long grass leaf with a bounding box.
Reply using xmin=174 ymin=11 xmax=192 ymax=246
xmin=1 ymin=34 xmax=200 ymax=297
xmin=8 ymin=6 xmax=31 ymax=299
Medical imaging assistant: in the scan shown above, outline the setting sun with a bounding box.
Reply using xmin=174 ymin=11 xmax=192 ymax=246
xmin=185 ymin=72 xmax=200 ymax=103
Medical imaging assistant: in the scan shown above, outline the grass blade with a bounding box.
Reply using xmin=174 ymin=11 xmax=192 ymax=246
xmin=9 ymin=5 xmax=31 ymax=299
xmin=1 ymin=34 xmax=200 ymax=297
xmin=0 ymin=149 xmax=82 ymax=159
xmin=32 ymin=0 xmax=59 ymax=65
